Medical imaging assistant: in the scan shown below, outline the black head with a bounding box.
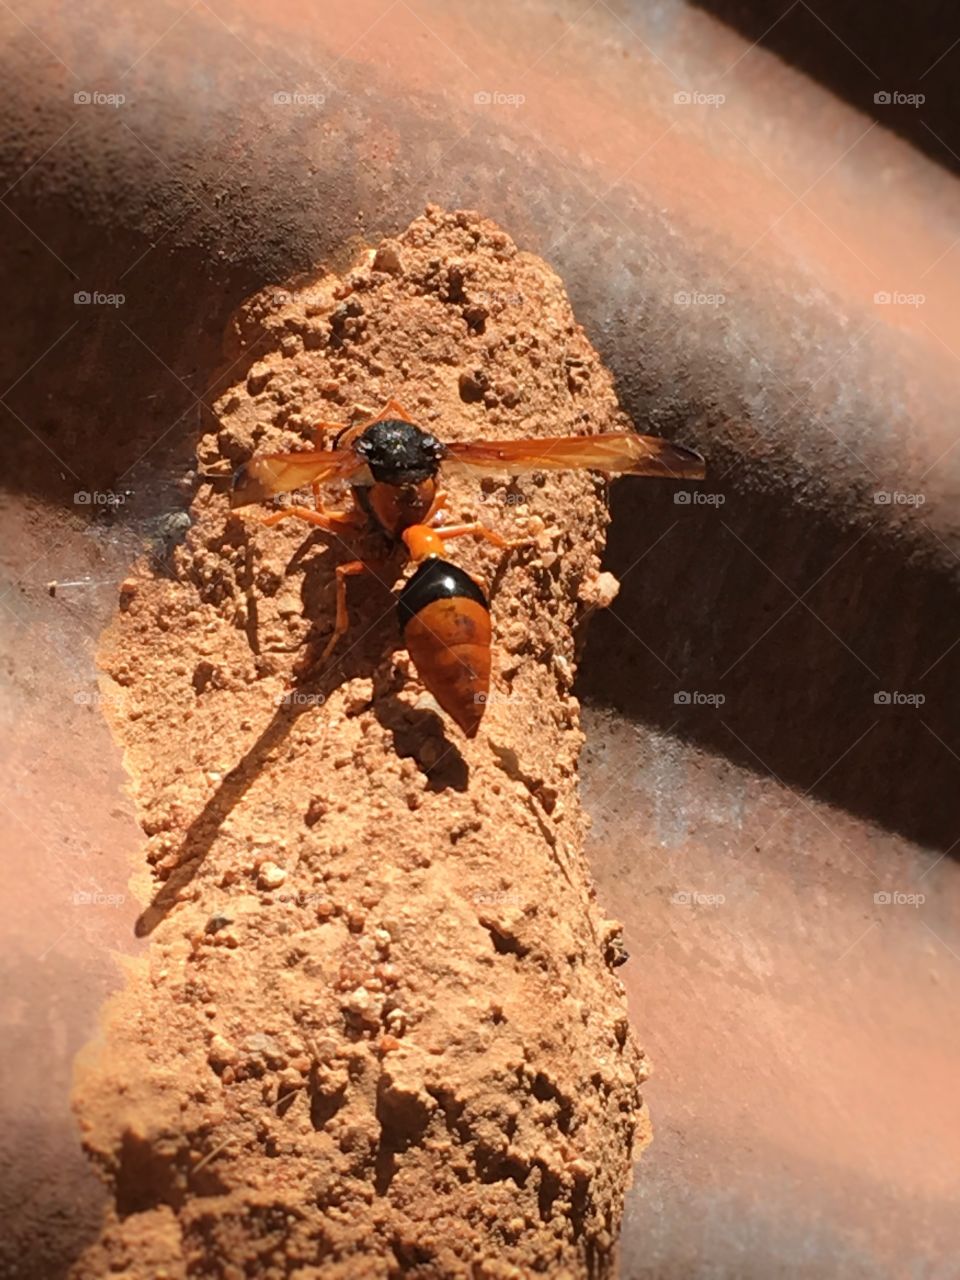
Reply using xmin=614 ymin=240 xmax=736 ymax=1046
xmin=353 ymin=419 xmax=447 ymax=485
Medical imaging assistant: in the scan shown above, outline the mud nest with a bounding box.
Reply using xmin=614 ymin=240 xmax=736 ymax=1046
xmin=72 ymin=206 xmax=649 ymax=1280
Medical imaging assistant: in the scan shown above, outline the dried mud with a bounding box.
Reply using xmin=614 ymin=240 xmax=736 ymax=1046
xmin=71 ymin=207 xmax=649 ymax=1279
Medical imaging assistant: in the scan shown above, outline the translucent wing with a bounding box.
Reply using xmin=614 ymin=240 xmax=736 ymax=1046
xmin=230 ymin=448 xmax=367 ymax=508
xmin=442 ymin=432 xmax=705 ymax=480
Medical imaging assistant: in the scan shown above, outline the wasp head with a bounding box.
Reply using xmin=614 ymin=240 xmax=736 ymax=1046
xmin=353 ymin=419 xmax=447 ymax=485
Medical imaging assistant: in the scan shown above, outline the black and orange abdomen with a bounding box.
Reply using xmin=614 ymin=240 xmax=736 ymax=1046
xmin=397 ymin=559 xmax=491 ymax=737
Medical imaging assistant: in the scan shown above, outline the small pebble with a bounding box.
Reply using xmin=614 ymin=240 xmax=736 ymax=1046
xmin=342 ymin=986 xmax=375 ymax=1020
xmin=593 ymin=571 xmax=620 ymax=609
xmin=208 ymin=1034 xmax=237 ymax=1068
xmin=372 ymin=241 xmax=404 ymax=274
xmin=385 ymin=1008 xmax=408 ymax=1034
xmin=246 ymin=361 xmax=273 ymax=394
xmin=258 ymin=861 xmax=287 ymax=890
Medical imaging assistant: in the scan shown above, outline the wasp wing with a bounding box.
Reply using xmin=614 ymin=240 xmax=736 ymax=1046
xmin=230 ymin=448 xmax=367 ymax=508
xmin=441 ymin=432 xmax=705 ymax=480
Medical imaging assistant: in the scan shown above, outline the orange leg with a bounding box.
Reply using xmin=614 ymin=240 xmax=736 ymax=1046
xmin=261 ymin=505 xmax=363 ymax=533
xmin=310 ymin=419 xmax=351 ymax=447
xmin=310 ymin=482 xmax=364 ymax=524
xmin=425 ymin=490 xmax=449 ymax=524
xmin=428 ymin=496 xmax=529 ymax=552
xmin=437 ymin=522 xmax=530 ymax=551
xmin=322 ymin=398 xmax=420 ymax=452
xmin=367 ymin=396 xmax=418 ymax=425
xmin=321 ymin=560 xmax=381 ymax=663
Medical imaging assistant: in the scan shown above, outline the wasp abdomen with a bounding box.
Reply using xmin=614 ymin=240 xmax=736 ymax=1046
xmin=397 ymin=559 xmax=491 ymax=737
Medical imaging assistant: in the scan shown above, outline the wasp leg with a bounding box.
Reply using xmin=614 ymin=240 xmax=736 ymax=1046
xmin=320 ymin=559 xmax=381 ymax=664
xmin=367 ymin=396 xmax=418 ymax=425
xmin=261 ymin=505 xmax=364 ymax=533
xmin=333 ymin=398 xmax=421 ymax=452
xmin=425 ymin=490 xmax=449 ymax=524
xmin=310 ymin=481 xmax=365 ymax=522
xmin=436 ymin=522 xmax=530 ymax=551
xmin=310 ymin=419 xmax=351 ymax=447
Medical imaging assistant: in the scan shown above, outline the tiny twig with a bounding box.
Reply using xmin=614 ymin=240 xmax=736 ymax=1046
xmin=191 ymin=1135 xmax=235 ymax=1176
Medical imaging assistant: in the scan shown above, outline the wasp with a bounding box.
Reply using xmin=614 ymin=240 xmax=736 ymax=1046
xmin=230 ymin=399 xmax=704 ymax=736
